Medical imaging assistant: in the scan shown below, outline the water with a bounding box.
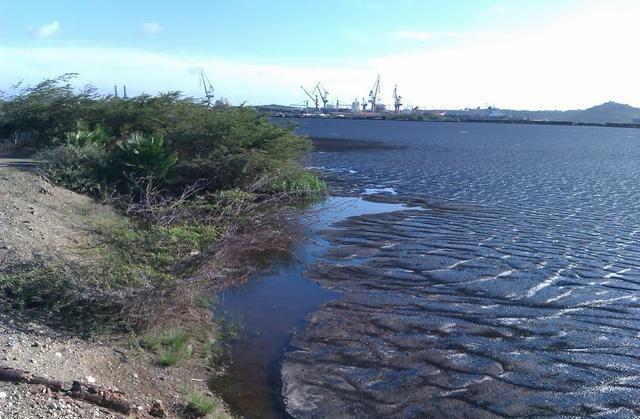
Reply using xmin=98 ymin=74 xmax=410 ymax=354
xmin=219 ymin=119 xmax=640 ymax=417
xmin=210 ymin=197 xmax=410 ymax=418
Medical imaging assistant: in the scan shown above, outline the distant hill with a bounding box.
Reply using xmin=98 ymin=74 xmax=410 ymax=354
xmin=510 ymin=102 xmax=640 ymax=124
xmin=574 ymin=102 xmax=640 ymax=124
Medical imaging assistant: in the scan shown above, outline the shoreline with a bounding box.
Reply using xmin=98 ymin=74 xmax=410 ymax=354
xmin=274 ymin=114 xmax=640 ymax=130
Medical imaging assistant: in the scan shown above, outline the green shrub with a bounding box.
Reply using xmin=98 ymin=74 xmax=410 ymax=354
xmin=184 ymin=392 xmax=218 ymax=417
xmin=270 ymin=168 xmax=326 ymax=198
xmin=61 ymin=121 xmax=112 ymax=148
xmin=113 ymin=132 xmax=177 ymax=180
xmin=139 ymin=330 xmax=193 ymax=366
xmin=2 ymin=75 xmax=315 ymax=194
xmin=38 ymin=144 xmax=110 ymax=196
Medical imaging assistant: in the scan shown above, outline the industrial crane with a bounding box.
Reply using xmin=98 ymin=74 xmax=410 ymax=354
xmin=315 ymin=83 xmax=330 ymax=110
xmin=393 ymin=84 xmax=403 ymax=113
xmin=300 ymin=85 xmax=319 ymax=110
xmin=368 ymin=75 xmax=381 ymax=112
xmin=200 ymin=69 xmax=215 ymax=107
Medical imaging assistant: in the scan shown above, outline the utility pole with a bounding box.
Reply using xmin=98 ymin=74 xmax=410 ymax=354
xmin=114 ymin=85 xmax=119 ymax=98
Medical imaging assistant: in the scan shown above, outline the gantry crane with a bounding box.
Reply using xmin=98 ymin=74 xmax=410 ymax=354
xmin=368 ymin=75 xmax=381 ymax=112
xmin=300 ymin=85 xmax=319 ymax=110
xmin=200 ymin=69 xmax=215 ymax=107
xmin=393 ymin=84 xmax=402 ymax=113
xmin=315 ymin=83 xmax=330 ymax=110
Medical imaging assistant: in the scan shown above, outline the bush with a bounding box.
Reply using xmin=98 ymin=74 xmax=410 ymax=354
xmin=2 ymin=75 xmax=319 ymax=195
xmin=38 ymin=144 xmax=110 ymax=195
xmin=113 ymin=132 xmax=177 ymax=180
xmin=269 ymin=168 xmax=326 ymax=198
xmin=184 ymin=392 xmax=218 ymax=417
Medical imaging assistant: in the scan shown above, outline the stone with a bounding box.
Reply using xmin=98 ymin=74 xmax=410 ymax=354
xmin=149 ymin=400 xmax=168 ymax=417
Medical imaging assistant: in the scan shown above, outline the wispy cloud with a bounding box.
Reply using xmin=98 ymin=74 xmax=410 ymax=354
xmin=27 ymin=21 xmax=60 ymax=39
xmin=140 ymin=22 xmax=163 ymax=35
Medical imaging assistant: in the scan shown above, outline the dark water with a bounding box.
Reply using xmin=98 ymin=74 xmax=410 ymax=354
xmin=210 ymin=197 xmax=410 ymax=418
xmin=219 ymin=119 xmax=640 ymax=418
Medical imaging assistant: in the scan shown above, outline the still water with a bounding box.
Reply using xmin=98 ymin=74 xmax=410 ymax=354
xmin=217 ymin=120 xmax=640 ymax=417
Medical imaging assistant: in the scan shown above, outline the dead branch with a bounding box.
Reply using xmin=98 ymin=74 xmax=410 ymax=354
xmin=0 ymin=365 xmax=134 ymax=415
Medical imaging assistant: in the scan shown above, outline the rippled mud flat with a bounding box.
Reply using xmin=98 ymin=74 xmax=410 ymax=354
xmin=280 ymin=120 xmax=640 ymax=417
xmin=283 ymin=208 xmax=640 ymax=417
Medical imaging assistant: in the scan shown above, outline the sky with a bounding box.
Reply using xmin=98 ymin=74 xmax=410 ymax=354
xmin=1 ymin=0 xmax=639 ymax=110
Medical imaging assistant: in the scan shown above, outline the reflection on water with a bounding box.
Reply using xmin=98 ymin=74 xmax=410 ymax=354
xmin=209 ymin=197 xmax=410 ymax=418
xmin=280 ymin=120 xmax=640 ymax=417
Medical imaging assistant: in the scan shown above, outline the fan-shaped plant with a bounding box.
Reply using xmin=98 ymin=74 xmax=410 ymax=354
xmin=115 ymin=132 xmax=177 ymax=179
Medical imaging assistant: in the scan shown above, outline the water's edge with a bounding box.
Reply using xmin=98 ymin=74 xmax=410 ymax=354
xmin=209 ymin=196 xmax=412 ymax=418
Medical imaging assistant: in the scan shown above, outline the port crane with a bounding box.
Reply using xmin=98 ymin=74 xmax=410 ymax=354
xmin=300 ymin=85 xmax=319 ymax=110
xmin=368 ymin=75 xmax=381 ymax=112
xmin=393 ymin=84 xmax=402 ymax=113
xmin=200 ymin=69 xmax=215 ymax=107
xmin=315 ymin=83 xmax=330 ymax=110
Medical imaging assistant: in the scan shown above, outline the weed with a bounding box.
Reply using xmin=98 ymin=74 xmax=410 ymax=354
xmin=184 ymin=391 xmax=218 ymax=417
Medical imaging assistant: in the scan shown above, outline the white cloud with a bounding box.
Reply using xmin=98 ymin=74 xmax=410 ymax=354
xmin=28 ymin=21 xmax=60 ymax=38
xmin=140 ymin=22 xmax=163 ymax=35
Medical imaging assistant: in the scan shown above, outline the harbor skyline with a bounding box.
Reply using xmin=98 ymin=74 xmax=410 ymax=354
xmin=2 ymin=0 xmax=640 ymax=110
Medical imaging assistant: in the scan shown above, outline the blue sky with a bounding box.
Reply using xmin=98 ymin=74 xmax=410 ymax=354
xmin=1 ymin=0 xmax=639 ymax=109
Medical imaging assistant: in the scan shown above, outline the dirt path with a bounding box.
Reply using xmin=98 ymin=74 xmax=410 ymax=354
xmin=0 ymin=160 xmax=117 ymax=266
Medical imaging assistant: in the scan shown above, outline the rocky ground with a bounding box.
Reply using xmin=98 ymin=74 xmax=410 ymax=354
xmin=0 ymin=159 xmax=231 ymax=418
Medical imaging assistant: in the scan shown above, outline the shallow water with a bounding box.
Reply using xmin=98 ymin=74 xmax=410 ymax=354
xmin=209 ymin=197 xmax=410 ymax=418
xmin=282 ymin=120 xmax=640 ymax=417
xmin=218 ymin=120 xmax=640 ymax=418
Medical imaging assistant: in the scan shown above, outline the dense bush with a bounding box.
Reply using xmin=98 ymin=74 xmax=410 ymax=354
xmin=38 ymin=144 xmax=111 ymax=195
xmin=1 ymin=74 xmax=321 ymax=197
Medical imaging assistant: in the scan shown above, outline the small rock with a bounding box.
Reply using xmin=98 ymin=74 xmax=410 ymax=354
xmin=29 ymin=358 xmax=38 ymax=365
xmin=132 ymin=373 xmax=138 ymax=379
xmin=54 ymin=352 xmax=62 ymax=358
xmin=149 ymin=400 xmax=168 ymax=418
xmin=85 ymin=376 xmax=96 ymax=384
xmin=0 ymin=391 xmax=7 ymax=399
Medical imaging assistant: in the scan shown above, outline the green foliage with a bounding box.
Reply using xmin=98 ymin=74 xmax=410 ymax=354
xmin=1 ymin=74 xmax=316 ymax=195
xmin=62 ymin=122 xmax=112 ymax=148
xmin=270 ymin=169 xmax=326 ymax=198
xmin=184 ymin=391 xmax=218 ymax=417
xmin=0 ymin=261 xmax=127 ymax=332
xmin=93 ymin=220 xmax=221 ymax=287
xmin=139 ymin=330 xmax=193 ymax=366
xmin=114 ymin=132 xmax=177 ymax=180
xmin=38 ymin=144 xmax=110 ymax=195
